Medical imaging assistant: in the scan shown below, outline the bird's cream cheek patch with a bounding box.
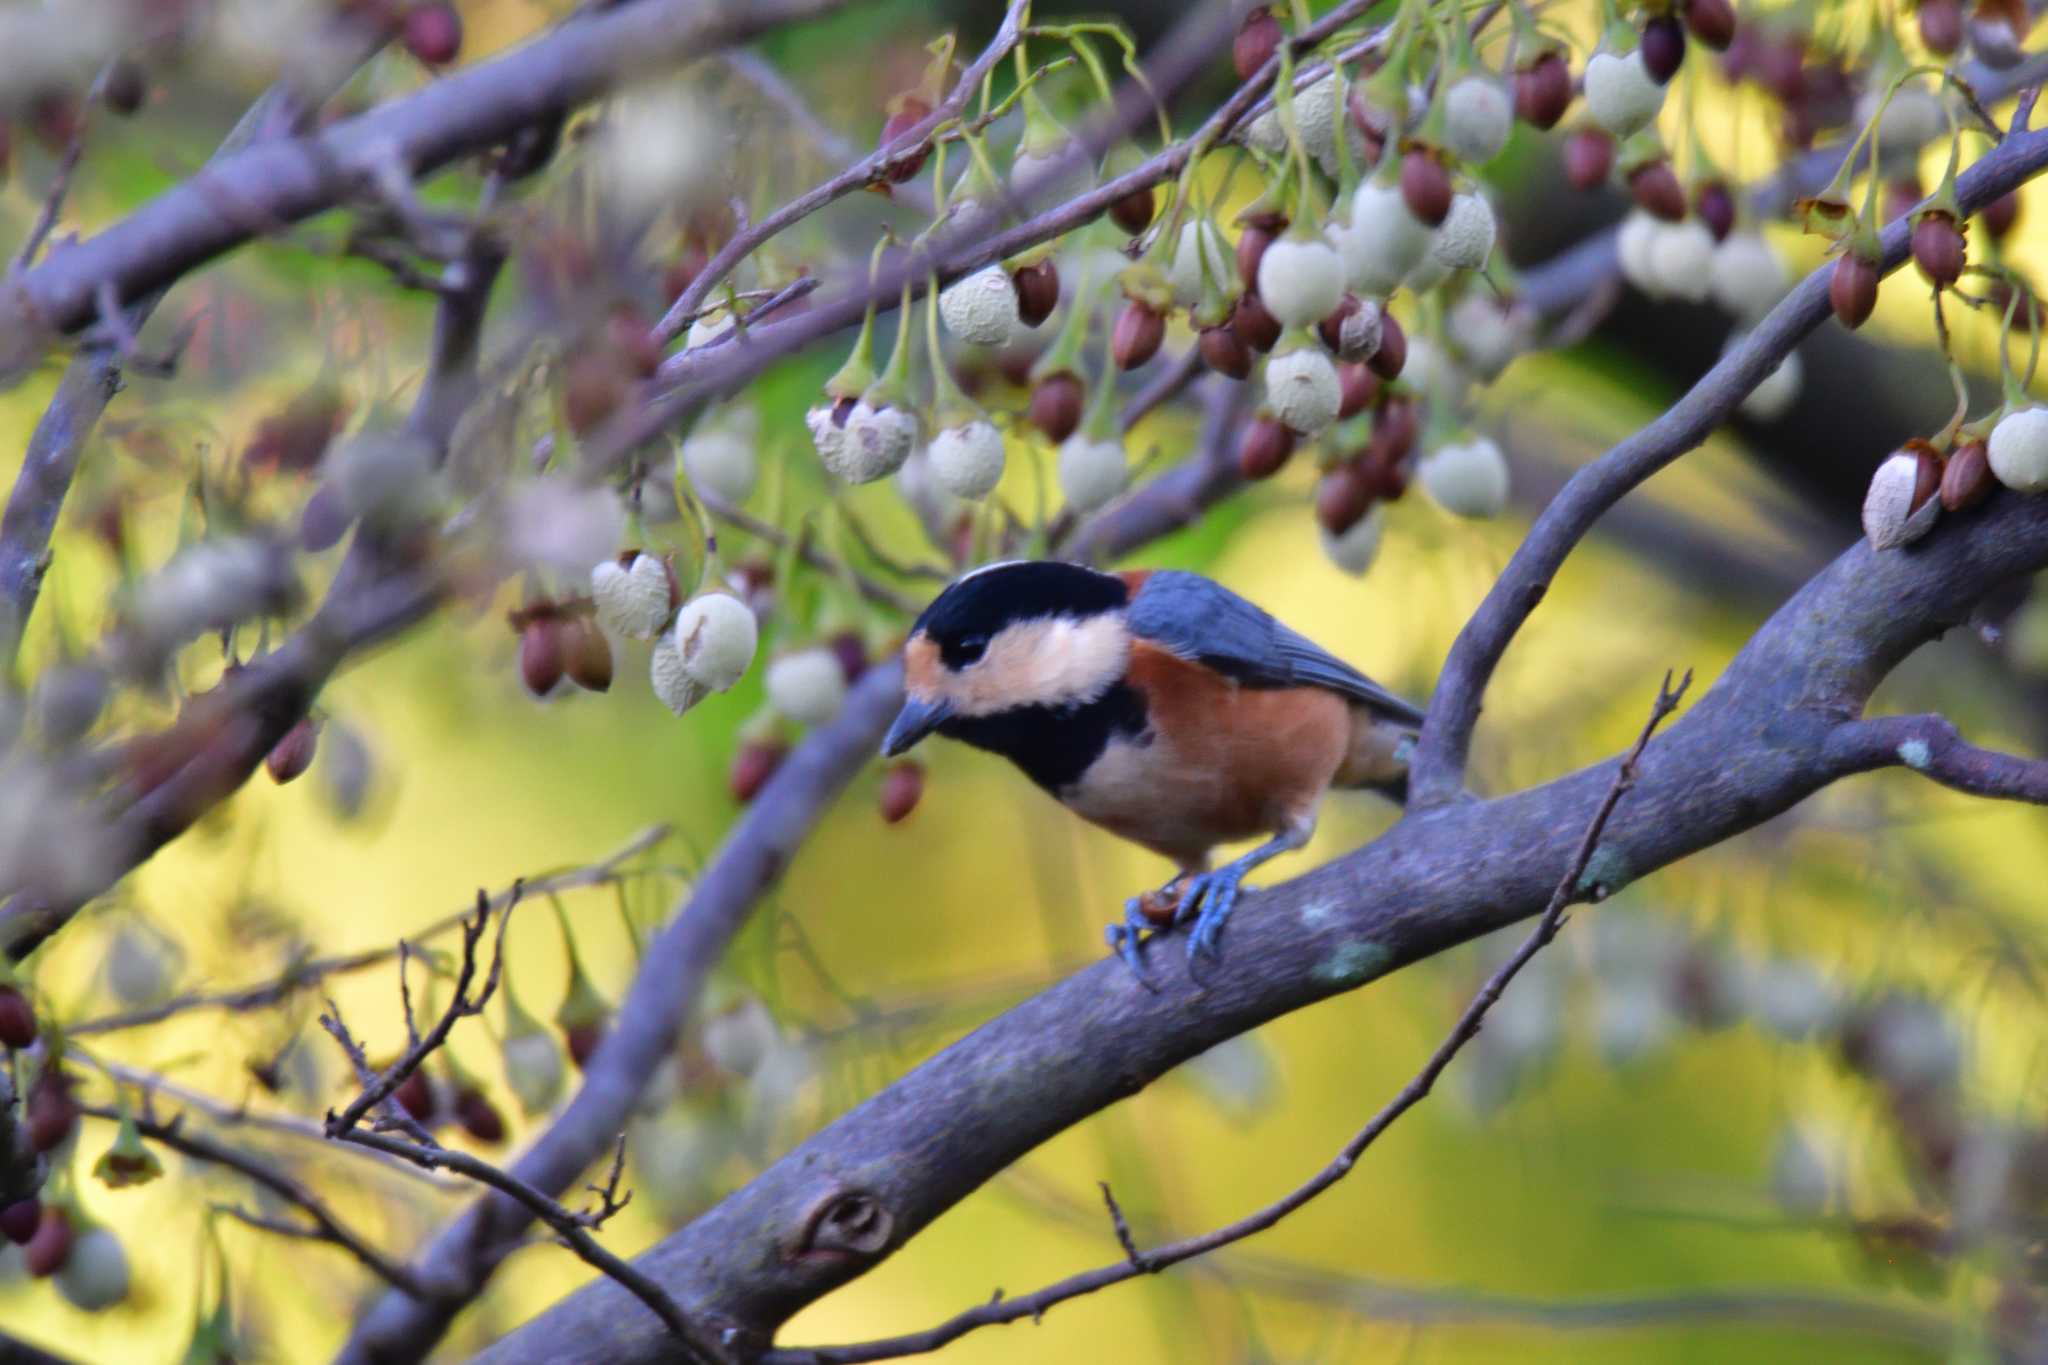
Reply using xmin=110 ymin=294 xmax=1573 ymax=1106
xmin=902 ymin=634 xmax=942 ymax=699
xmin=952 ymin=614 xmax=1131 ymax=715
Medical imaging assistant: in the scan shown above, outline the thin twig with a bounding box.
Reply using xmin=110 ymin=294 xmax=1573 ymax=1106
xmin=700 ymin=499 xmax=920 ymax=614
xmin=773 ymin=671 xmax=1692 ymax=1364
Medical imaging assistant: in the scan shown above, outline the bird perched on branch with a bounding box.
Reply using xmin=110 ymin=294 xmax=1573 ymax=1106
xmin=882 ymin=561 xmax=1423 ymax=974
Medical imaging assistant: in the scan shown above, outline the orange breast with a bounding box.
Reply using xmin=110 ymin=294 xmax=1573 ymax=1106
xmin=1058 ymin=640 xmax=1350 ymax=869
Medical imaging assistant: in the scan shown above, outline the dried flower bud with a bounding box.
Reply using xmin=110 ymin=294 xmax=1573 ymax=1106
xmin=1940 ymin=438 xmax=1996 ymax=510
xmin=1917 ymin=0 xmax=1963 ymax=52
xmin=1199 ymin=324 xmax=1253 ymax=379
xmin=393 ymin=1069 xmax=437 ymax=1124
xmin=1640 ymin=16 xmax=1687 ymax=83
xmin=1337 ymin=362 xmax=1380 ymax=419
xmin=879 ymin=761 xmax=925 ymax=824
xmin=1910 ymin=211 xmax=1966 ymax=288
xmin=1694 ymin=180 xmax=1736 ymax=241
xmin=1237 ymin=416 xmax=1297 ymax=479
xmin=1233 ymin=6 xmax=1284 ymax=80
xmin=23 ymin=1205 xmax=71 ymax=1278
xmin=454 ymin=1086 xmax=505 ymax=1143
xmin=1 ymin=1199 xmax=40 ymax=1247
xmin=28 ymin=1070 xmax=77 ymax=1152
xmin=1989 ymin=406 xmax=2048 ymax=491
xmin=1317 ymin=295 xmax=1383 ymax=363
xmin=1109 ymin=184 xmax=1156 ymax=235
xmin=1112 ymin=299 xmax=1166 ymax=370
xmin=1316 ymin=461 xmax=1377 ymax=535
xmin=520 ymin=615 xmax=565 ymax=697
xmin=1011 ymin=259 xmax=1060 ymax=328
xmin=563 ymin=617 xmax=614 ymax=692
xmin=265 ymin=716 xmax=319 ymax=784
xmin=1564 ymin=127 xmax=1615 ymax=191
xmin=1514 ymin=51 xmax=1574 ymax=130
xmin=730 ymin=739 xmax=788 ymax=803
xmin=1029 ymin=371 xmax=1085 ymax=441
xmin=1628 ymin=160 xmax=1687 ymax=221
xmin=879 ymin=98 xmax=931 ymax=183
xmin=1981 ymin=189 xmax=2021 ymax=240
xmin=1229 ymin=291 xmax=1283 ymax=353
xmin=1399 ymin=149 xmax=1454 ymax=228
xmin=1367 ymin=311 xmax=1408 ymax=380
xmin=244 ymin=384 xmax=348 ymax=473
xmin=403 ymin=2 xmax=462 ymax=64
xmin=0 ymin=984 xmax=34 ymax=1048
xmin=1829 ymin=252 xmax=1880 ymax=329
xmin=1684 ymin=0 xmax=1738 ymax=49
xmin=1862 ymin=444 xmax=1943 ymax=549
xmin=92 ymin=1110 xmax=164 ymax=1190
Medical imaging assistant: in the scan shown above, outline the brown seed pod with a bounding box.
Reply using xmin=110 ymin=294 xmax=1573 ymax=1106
xmin=827 ymin=628 xmax=869 ymax=684
xmin=454 ymin=1087 xmax=505 ymax=1144
xmin=563 ymin=617 xmax=614 ymax=692
xmin=1910 ymin=440 xmax=1944 ymax=511
xmin=102 ymin=59 xmax=146 ymax=116
xmin=1111 ymin=299 xmax=1165 ymax=370
xmin=562 ymin=353 xmax=629 ymax=435
xmin=1011 ymin=259 xmax=1060 ymax=328
xmin=0 ymin=985 xmax=35 ymax=1049
xmin=1235 ymin=216 xmax=1284 ymax=289
xmin=1628 ymin=160 xmax=1688 ymax=221
xmin=1695 ymin=180 xmax=1737 ymax=241
xmin=23 ymin=1206 xmax=71 ymax=1278
xmin=1940 ymin=438 xmax=1996 ymax=510
xmin=1400 ymin=148 xmax=1454 ymax=228
xmin=1 ymin=1199 xmax=40 ymax=1247
xmin=1970 ymin=0 xmax=2024 ymax=69
xmin=1347 ymin=87 xmax=1390 ymax=165
xmin=27 ymin=1070 xmax=77 ymax=1153
xmin=1315 ymin=461 xmax=1377 ymax=534
xmin=1911 ymin=211 xmax=1966 ymax=288
xmin=1683 ymin=0 xmax=1738 ymax=51
xmin=1199 ymin=323 xmax=1254 ymax=379
xmin=393 ymin=1069 xmax=437 ymax=1124
xmin=565 ymin=1022 xmax=606 ymax=1069
xmin=1369 ymin=395 xmax=1420 ymax=470
xmin=244 ymin=384 xmax=349 ymax=474
xmin=1563 ymin=128 xmax=1615 ymax=192
xmin=1366 ymin=312 xmax=1408 ymax=381
xmin=1230 ymin=291 xmax=1283 ymax=353
xmin=879 ymin=761 xmax=925 ymax=824
xmin=1233 ymin=6 xmax=1284 ymax=80
xmin=1883 ymin=177 xmax=1924 ymax=227
xmin=1318 ymin=294 xmax=1378 ymax=361
xmin=879 ymin=98 xmax=932 ymax=183
xmin=1981 ymin=189 xmax=2021 ymax=240
xmin=520 ymin=616 xmax=565 ymax=697
xmin=1029 ymin=371 xmax=1086 ymax=441
xmin=607 ymin=310 xmax=663 ymax=378
xmin=1514 ymin=50 xmax=1574 ymax=130
xmin=1337 ymin=362 xmax=1380 ymax=419
xmin=1109 ymin=184 xmax=1156 ymax=235
xmin=1237 ymin=417 xmax=1297 ymax=479
xmin=265 ymin=716 xmax=319 ymax=784
xmin=1918 ymin=0 xmax=1964 ymax=53
xmin=402 ymin=2 xmax=462 ymax=65
xmin=729 ymin=740 xmax=789 ymax=804
xmin=1640 ymin=15 xmax=1687 ymax=82
xmin=1829 ymin=252 xmax=1880 ymax=329
xmin=1756 ymin=36 xmax=1807 ymax=102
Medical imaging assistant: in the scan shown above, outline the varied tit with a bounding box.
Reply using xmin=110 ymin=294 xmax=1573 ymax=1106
xmin=881 ymin=561 xmax=1423 ymax=974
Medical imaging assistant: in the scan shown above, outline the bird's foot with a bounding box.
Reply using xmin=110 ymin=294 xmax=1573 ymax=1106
xmin=1175 ymin=865 xmax=1248 ymax=960
xmin=1105 ymin=897 xmax=1157 ymax=980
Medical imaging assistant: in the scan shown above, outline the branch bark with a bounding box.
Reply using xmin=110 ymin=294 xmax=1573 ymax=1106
xmin=470 ymin=485 xmax=2048 ymax=1365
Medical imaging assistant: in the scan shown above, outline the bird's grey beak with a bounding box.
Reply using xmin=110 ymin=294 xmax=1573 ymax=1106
xmin=882 ymin=696 xmax=952 ymax=757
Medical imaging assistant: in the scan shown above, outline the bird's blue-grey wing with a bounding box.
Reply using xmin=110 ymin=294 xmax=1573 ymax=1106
xmin=1126 ymin=571 xmax=1425 ymax=725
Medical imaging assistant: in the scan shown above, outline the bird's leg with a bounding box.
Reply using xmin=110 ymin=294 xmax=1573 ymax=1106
xmin=1105 ymin=870 xmax=1195 ymax=979
xmin=1177 ymin=821 xmax=1313 ymax=960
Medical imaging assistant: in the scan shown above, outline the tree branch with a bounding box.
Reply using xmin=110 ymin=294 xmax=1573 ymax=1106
xmin=470 ymin=486 xmax=2048 ymax=1365
xmin=1823 ymin=713 xmax=2048 ymax=803
xmin=1405 ymin=121 xmax=2048 ymax=808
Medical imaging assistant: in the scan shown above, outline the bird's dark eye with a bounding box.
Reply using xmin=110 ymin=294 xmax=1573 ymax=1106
xmin=946 ymin=632 xmax=991 ymax=668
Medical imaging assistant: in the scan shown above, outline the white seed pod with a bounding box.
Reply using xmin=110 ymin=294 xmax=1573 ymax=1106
xmin=1443 ymin=74 xmax=1513 ymax=163
xmin=327 ymin=429 xmax=436 ymax=522
xmin=828 ymin=401 xmax=918 ymax=483
xmin=895 ymin=446 xmax=963 ymax=527
xmin=1419 ymin=436 xmax=1511 ymax=518
xmin=939 ymin=264 xmax=1022 ymax=346
xmin=1257 ymin=236 xmax=1347 ymax=328
xmin=1594 ymin=979 xmax=1676 ymax=1065
xmin=1616 ymin=211 xmax=1663 ymax=296
xmin=766 ymin=648 xmax=848 ymax=727
xmin=1057 ymin=434 xmax=1126 ymax=511
xmin=684 ymin=315 xmax=727 ymax=352
xmin=1237 ymin=107 xmax=1289 ymax=158
xmin=702 ymin=997 xmax=779 ymax=1078
xmin=504 ymin=1028 xmax=565 ymax=1115
xmin=649 ymin=635 xmax=708 ymax=716
xmin=1769 ymin=1124 xmax=1833 ymax=1217
xmin=1754 ymin=958 xmax=1839 ymax=1040
xmin=1862 ymin=85 xmax=1946 ymax=169
xmin=1404 ymin=251 xmax=1451 ymax=294
xmin=672 ymin=592 xmax=757 ymax=692
xmin=1988 ymin=405 xmax=2048 ymax=491
xmin=1647 ymin=220 xmax=1716 ymax=303
xmin=681 ymin=424 xmax=758 ymax=505
xmin=1431 ymin=193 xmax=1496 ymax=273
xmin=1319 ymin=504 xmax=1387 ymax=575
xmin=1296 ymin=72 xmax=1372 ymax=178
xmin=1326 ymin=297 xmax=1384 ymax=362
xmin=502 ymin=479 xmax=626 ymax=577
xmin=106 ymin=922 xmax=179 ymax=1007
xmin=1400 ymin=337 xmax=1469 ymax=407
xmin=1710 ymin=232 xmax=1786 ymax=320
xmin=1737 ymin=340 xmax=1802 ymax=422
xmin=1347 ymin=181 xmax=1435 ymax=292
xmin=805 ymin=402 xmax=849 ymax=467
xmin=1168 ymin=221 xmax=1234 ymax=307
xmin=55 ymin=1227 xmax=129 ymax=1312
xmin=592 ymin=553 xmax=674 ymax=639
xmin=1447 ymin=294 xmax=1527 ymax=381
xmin=1582 ymin=49 xmax=1665 ymax=138
xmin=1264 ymin=348 xmax=1343 ymax=436
xmin=1862 ymin=450 xmax=1941 ymax=549
xmin=928 ymin=419 xmax=1006 ymax=499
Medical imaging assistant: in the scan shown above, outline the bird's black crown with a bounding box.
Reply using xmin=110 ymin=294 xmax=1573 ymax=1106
xmin=912 ymin=561 xmax=1129 ymax=669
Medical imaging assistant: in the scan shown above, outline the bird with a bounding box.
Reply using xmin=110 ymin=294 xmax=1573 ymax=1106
xmin=881 ymin=560 xmax=1424 ymax=974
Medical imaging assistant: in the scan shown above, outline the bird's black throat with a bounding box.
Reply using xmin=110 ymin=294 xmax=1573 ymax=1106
xmin=939 ymin=683 xmax=1149 ymax=793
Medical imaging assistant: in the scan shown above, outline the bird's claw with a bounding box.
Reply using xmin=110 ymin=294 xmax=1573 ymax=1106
xmin=1176 ymin=868 xmax=1245 ymax=960
xmin=1105 ymin=897 xmax=1155 ymax=980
